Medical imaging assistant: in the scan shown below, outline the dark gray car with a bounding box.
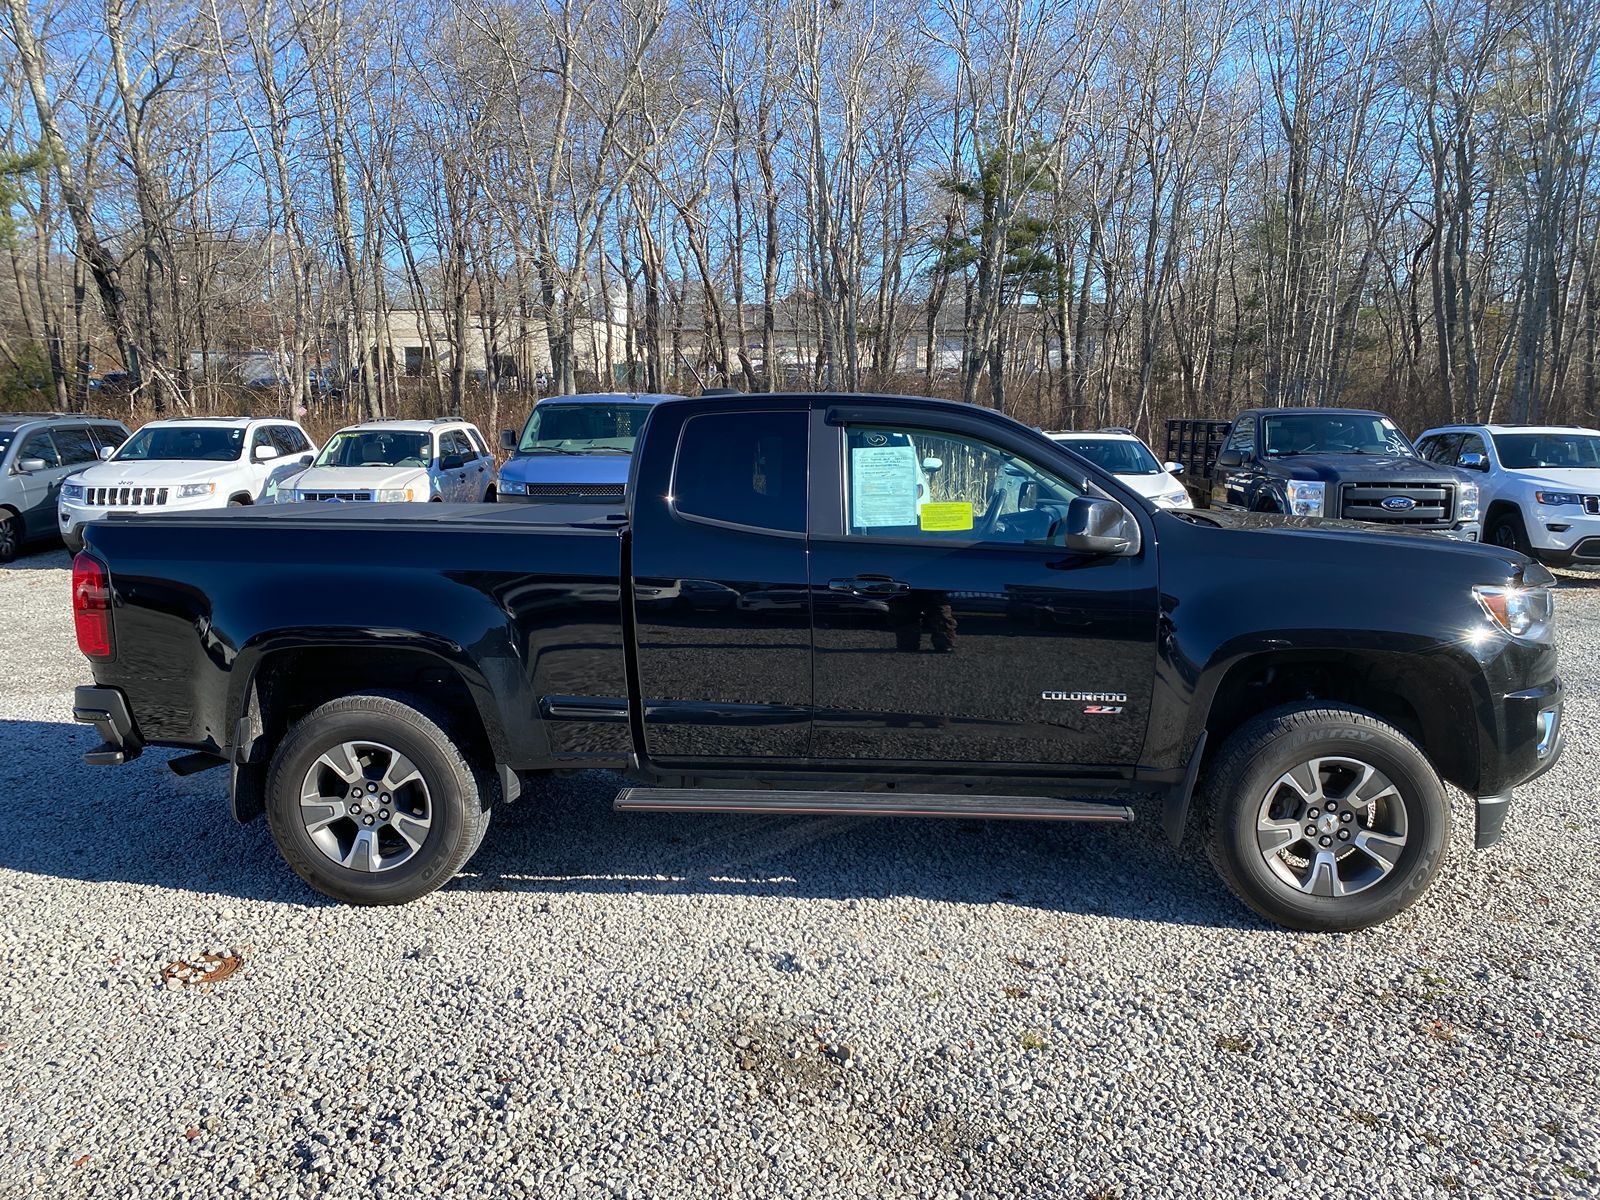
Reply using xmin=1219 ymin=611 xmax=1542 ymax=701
xmin=0 ymin=414 xmax=131 ymax=562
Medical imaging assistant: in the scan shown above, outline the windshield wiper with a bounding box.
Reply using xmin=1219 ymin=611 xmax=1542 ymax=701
xmin=521 ymin=446 xmax=583 ymax=455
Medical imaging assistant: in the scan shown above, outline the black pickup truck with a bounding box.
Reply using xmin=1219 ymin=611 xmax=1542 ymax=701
xmin=1167 ymin=408 xmax=1483 ymax=539
xmin=71 ymin=393 xmax=1563 ymax=930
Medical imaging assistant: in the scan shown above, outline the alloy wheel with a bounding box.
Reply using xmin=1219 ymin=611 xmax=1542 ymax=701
xmin=1254 ymin=756 xmax=1409 ymax=898
xmin=298 ymin=740 xmax=432 ymax=872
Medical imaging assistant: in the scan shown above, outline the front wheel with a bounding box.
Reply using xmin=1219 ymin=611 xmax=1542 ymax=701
xmin=1203 ymin=704 xmax=1451 ymax=931
xmin=1488 ymin=510 xmax=1533 ymax=557
xmin=265 ymin=693 xmax=491 ymax=904
xmin=0 ymin=512 xmax=18 ymax=563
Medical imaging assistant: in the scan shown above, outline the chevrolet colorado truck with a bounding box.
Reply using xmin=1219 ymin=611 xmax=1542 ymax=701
xmin=1167 ymin=408 xmax=1483 ymax=539
xmin=71 ymin=393 xmax=1564 ymax=930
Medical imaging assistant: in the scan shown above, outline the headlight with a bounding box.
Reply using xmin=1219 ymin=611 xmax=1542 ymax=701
xmin=177 ymin=482 xmax=216 ymax=498
xmin=61 ymin=482 xmax=85 ymax=502
xmin=1535 ymin=490 xmax=1584 ymax=508
xmin=279 ymin=490 xmax=300 ymax=503
xmin=1456 ymin=481 xmax=1480 ymax=522
xmin=1473 ymin=585 xmax=1553 ymax=641
xmin=377 ymin=488 xmax=415 ymax=502
xmin=500 ymin=479 xmax=528 ymax=496
xmin=1285 ymin=481 xmax=1325 ymax=517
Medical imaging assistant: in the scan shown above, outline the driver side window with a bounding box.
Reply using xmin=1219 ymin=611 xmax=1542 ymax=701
xmin=841 ymin=425 xmax=1082 ymax=545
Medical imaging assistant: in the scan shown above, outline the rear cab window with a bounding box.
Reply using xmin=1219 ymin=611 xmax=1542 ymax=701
xmin=672 ymin=410 xmax=806 ymax=534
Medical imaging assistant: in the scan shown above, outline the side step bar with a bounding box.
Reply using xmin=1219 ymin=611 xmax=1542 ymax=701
xmin=614 ymin=788 xmax=1134 ymax=823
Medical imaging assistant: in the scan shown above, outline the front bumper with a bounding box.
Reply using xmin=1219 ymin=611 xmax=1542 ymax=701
xmin=1473 ymin=678 xmax=1564 ymax=848
xmin=1439 ymin=521 xmax=1482 ymax=543
xmin=60 ymin=493 xmax=226 ymax=541
xmin=1529 ymin=512 xmax=1600 ymax=564
xmin=73 ymin=684 xmax=142 ymax=765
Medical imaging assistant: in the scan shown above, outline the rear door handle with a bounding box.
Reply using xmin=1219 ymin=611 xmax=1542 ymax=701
xmin=829 ymin=575 xmax=911 ymax=596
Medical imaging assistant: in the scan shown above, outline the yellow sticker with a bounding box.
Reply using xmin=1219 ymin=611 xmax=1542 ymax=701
xmin=919 ymin=502 xmax=974 ymax=532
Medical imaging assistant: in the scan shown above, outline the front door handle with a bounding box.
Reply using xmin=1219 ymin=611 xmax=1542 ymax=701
xmin=829 ymin=575 xmax=911 ymax=596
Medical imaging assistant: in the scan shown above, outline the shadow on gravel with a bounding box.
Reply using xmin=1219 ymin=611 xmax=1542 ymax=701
xmin=0 ymin=716 xmax=1257 ymax=929
xmin=0 ymin=545 xmax=73 ymax=572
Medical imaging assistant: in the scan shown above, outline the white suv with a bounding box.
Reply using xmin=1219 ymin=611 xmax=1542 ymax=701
xmin=1415 ymin=423 xmax=1600 ymax=566
xmin=278 ymin=420 xmax=495 ymax=505
xmin=59 ymin=417 xmax=316 ymax=551
xmin=1045 ymin=429 xmax=1193 ymax=508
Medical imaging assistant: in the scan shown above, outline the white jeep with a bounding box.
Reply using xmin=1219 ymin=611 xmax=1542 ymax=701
xmin=59 ymin=417 xmax=316 ymax=552
xmin=1415 ymin=423 xmax=1600 ymax=566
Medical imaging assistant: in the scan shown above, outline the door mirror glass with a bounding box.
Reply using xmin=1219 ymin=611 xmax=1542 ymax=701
xmin=1164 ymin=460 xmax=1184 ymax=475
xmin=98 ymin=445 xmax=116 ymax=460
xmin=1216 ymin=448 xmax=1243 ymax=468
xmin=499 ymin=428 xmax=516 ymax=451
xmin=1458 ymin=451 xmax=1488 ymax=471
xmin=253 ymin=444 xmax=280 ymax=462
xmin=1060 ymin=496 xmax=1137 ymax=555
xmin=17 ymin=458 xmax=47 ymax=474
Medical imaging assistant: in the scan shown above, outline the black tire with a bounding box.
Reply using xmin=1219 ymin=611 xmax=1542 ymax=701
xmin=265 ymin=693 xmax=492 ymax=904
xmin=228 ymin=496 xmax=251 ymax=507
xmin=0 ymin=511 xmax=18 ymax=563
xmin=483 ymin=486 xmax=497 ymax=503
xmin=1203 ymin=704 xmax=1451 ymax=932
xmin=62 ymin=529 xmax=84 ymax=554
xmin=1488 ymin=510 xmax=1532 ymax=556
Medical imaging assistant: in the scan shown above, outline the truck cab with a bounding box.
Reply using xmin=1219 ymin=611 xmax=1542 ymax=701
xmin=1168 ymin=408 xmax=1482 ymax=539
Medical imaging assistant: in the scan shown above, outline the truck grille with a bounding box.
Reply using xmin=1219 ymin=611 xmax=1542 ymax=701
xmin=87 ymin=486 xmax=168 ymax=507
xmin=1339 ymin=482 xmax=1454 ymax=527
xmin=301 ymin=490 xmax=373 ymax=503
xmin=523 ymin=483 xmax=624 ymax=497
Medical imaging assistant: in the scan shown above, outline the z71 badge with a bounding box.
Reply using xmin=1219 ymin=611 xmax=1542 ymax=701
xmin=1042 ymin=690 xmax=1127 ymax=714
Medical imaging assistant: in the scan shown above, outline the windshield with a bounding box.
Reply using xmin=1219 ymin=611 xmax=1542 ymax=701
xmin=314 ymin=430 xmax=430 ymax=468
xmin=114 ymin=425 xmax=244 ymax=462
xmin=1056 ymin=437 xmax=1163 ymax=475
xmin=517 ymin=403 xmax=652 ymax=454
xmin=1261 ymin=413 xmax=1413 ymax=457
xmin=1491 ymin=432 xmax=1600 ymax=470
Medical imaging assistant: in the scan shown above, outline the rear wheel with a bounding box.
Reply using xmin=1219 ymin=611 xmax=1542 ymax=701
xmin=1488 ymin=510 xmax=1533 ymax=556
xmin=1203 ymin=704 xmax=1451 ymax=931
xmin=0 ymin=511 xmax=17 ymax=563
xmin=265 ymin=693 xmax=491 ymax=904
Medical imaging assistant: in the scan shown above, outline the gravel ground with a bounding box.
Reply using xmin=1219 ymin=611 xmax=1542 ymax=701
xmin=1 ymin=544 xmax=1598 ymax=1199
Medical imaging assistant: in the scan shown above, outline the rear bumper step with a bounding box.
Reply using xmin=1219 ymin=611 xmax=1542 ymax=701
xmin=614 ymin=788 xmax=1134 ymax=822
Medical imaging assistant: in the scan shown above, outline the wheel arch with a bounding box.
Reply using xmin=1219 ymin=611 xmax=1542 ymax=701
xmin=1196 ymin=648 xmax=1481 ymax=800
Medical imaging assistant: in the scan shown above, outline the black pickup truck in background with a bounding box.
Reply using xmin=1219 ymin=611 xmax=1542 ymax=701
xmin=1167 ymin=408 xmax=1483 ymax=539
xmin=71 ymin=393 xmax=1562 ymax=931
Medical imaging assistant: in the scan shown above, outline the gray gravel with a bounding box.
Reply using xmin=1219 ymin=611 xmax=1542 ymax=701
xmin=1 ymin=544 xmax=1598 ymax=1199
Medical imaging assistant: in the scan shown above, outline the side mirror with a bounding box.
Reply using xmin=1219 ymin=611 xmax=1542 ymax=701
xmin=98 ymin=446 xmax=116 ymax=461
xmin=1164 ymin=461 xmax=1184 ymax=475
xmin=301 ymin=454 xmax=314 ymax=466
xmin=499 ymin=429 xmax=517 ymax=451
xmin=253 ymin=444 xmax=280 ymax=462
xmin=1060 ymin=496 xmax=1136 ymax=555
xmin=1216 ymin=449 xmax=1244 ymax=468
xmin=922 ymin=456 xmax=943 ymax=472
xmin=441 ymin=453 xmax=466 ymax=471
xmin=16 ymin=458 xmax=47 ymax=474
xmin=1458 ymin=452 xmax=1489 ymax=471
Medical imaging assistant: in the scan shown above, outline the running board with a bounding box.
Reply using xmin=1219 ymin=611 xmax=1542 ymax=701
xmin=613 ymin=788 xmax=1134 ymax=822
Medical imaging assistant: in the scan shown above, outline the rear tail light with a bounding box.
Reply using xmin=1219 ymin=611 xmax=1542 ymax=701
xmin=72 ymin=552 xmax=114 ymax=659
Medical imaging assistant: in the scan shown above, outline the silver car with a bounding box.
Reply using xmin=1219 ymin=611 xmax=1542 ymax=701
xmin=0 ymin=414 xmax=131 ymax=562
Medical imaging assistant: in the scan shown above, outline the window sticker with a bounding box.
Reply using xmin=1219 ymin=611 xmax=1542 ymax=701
xmin=850 ymin=444 xmax=920 ymax=527
xmin=918 ymin=501 xmax=973 ymax=532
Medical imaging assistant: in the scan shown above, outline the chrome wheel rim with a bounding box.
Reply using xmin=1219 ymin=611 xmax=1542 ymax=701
xmin=299 ymin=740 xmax=432 ymax=873
xmin=0 ymin=517 xmax=15 ymax=559
xmin=1255 ymin=756 xmax=1408 ymax=898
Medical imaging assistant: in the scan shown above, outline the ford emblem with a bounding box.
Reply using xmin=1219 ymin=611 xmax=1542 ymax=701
xmin=1380 ymin=495 xmax=1416 ymax=512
